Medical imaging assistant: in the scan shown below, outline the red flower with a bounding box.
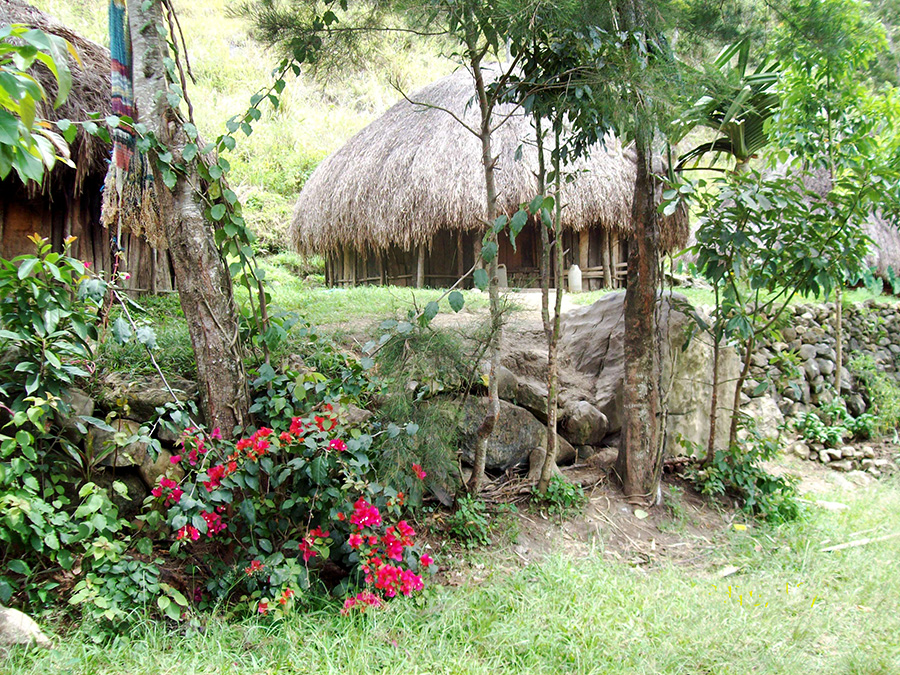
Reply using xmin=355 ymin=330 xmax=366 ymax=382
xmin=350 ymin=498 xmax=382 ymax=529
xmin=411 ymin=464 xmax=427 ymax=480
xmin=258 ymin=601 xmax=269 ymax=614
xmin=244 ymin=560 xmax=264 ymax=575
xmin=420 ymin=553 xmax=433 ymax=567
xmin=176 ymin=525 xmax=200 ymax=542
xmin=337 ymin=512 xmax=346 ymax=521
xmin=348 ymin=533 xmax=363 ymax=549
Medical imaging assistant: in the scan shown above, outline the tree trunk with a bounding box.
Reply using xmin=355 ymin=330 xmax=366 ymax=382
xmin=705 ymin=337 xmax=720 ymax=463
xmin=729 ymin=337 xmax=755 ymax=449
xmin=616 ymin=130 xmax=663 ymax=505
xmin=128 ymin=0 xmax=248 ymax=437
xmin=466 ymin=46 xmax=501 ymax=494
xmin=538 ymin=128 xmax=566 ymax=493
xmin=834 ymin=285 xmax=843 ymax=391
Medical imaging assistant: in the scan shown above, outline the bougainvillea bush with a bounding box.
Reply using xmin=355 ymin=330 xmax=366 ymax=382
xmin=67 ymin=407 xmax=434 ymax=625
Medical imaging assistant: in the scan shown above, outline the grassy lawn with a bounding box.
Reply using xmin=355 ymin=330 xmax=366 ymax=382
xmin=7 ymin=477 xmax=900 ymax=675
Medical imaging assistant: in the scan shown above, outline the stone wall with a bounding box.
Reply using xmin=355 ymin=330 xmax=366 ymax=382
xmin=743 ymin=300 xmax=898 ymax=416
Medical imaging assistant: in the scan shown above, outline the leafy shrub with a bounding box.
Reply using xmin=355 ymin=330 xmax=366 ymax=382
xmin=532 ymin=476 xmax=586 ymax=517
xmin=684 ymin=425 xmax=800 ymax=523
xmin=849 ymin=354 xmax=900 ymax=434
xmin=446 ymin=495 xmax=492 ymax=548
xmin=795 ymin=394 xmax=879 ymax=446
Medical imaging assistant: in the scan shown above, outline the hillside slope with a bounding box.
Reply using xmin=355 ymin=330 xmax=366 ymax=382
xmin=29 ymin=0 xmax=456 ymax=251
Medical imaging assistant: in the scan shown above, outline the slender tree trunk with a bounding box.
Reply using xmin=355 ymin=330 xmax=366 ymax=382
xmin=729 ymin=336 xmax=755 ymax=449
xmin=616 ymin=128 xmax=663 ymax=505
xmin=466 ymin=46 xmax=501 ymax=494
xmin=705 ymin=337 xmax=720 ymax=463
xmin=128 ymin=0 xmax=248 ymax=436
xmin=538 ymin=127 xmax=566 ymax=493
xmin=834 ymin=285 xmax=843 ymax=391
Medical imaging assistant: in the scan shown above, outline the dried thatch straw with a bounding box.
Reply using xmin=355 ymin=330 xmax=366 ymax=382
xmin=0 ymin=0 xmax=111 ymax=194
xmin=292 ymin=66 xmax=688 ymax=255
xmin=802 ymin=164 xmax=900 ymax=280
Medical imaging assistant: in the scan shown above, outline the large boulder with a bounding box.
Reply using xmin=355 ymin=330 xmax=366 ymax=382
xmin=0 ymin=606 xmax=51 ymax=650
xmin=458 ymin=397 xmax=575 ymax=471
xmin=559 ymin=291 xmax=741 ymax=455
xmin=98 ymin=373 xmax=199 ymax=422
xmin=562 ymin=400 xmax=608 ymax=446
xmin=90 ymin=419 xmax=149 ymax=468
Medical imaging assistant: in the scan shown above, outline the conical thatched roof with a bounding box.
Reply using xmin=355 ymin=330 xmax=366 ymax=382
xmin=292 ymin=66 xmax=688 ymax=255
xmin=0 ymin=0 xmax=111 ymax=192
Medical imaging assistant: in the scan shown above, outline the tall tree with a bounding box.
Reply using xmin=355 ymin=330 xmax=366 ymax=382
xmin=123 ymin=0 xmax=250 ymax=435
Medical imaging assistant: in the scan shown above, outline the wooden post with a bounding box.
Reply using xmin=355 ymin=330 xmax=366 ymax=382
xmin=457 ymin=230 xmax=465 ymax=279
xmin=416 ymin=244 xmax=426 ymax=289
xmin=349 ymin=249 xmax=357 ymax=286
xmin=342 ymin=248 xmax=351 ymax=287
xmin=609 ymin=230 xmax=619 ymax=288
xmin=578 ymin=229 xmax=589 ymax=290
xmin=378 ymin=253 xmax=386 ymax=286
xmin=601 ymin=228 xmax=613 ymax=289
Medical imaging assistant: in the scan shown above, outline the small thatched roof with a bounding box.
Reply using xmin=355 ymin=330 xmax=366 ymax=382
xmin=801 ymin=164 xmax=900 ymax=280
xmin=292 ymin=67 xmax=688 ymax=255
xmin=0 ymin=0 xmax=111 ymax=193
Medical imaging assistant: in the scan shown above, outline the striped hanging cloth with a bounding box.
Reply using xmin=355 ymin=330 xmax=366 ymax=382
xmin=109 ymin=0 xmax=135 ymax=172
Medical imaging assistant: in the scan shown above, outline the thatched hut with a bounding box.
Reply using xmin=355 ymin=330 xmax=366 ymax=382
xmin=291 ymin=67 xmax=688 ymax=289
xmin=0 ymin=0 xmax=174 ymax=292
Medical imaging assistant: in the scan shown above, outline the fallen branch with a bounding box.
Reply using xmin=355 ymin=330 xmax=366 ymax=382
xmin=820 ymin=532 xmax=900 ymax=553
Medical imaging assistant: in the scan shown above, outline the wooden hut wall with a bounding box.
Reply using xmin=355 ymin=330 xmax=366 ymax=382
xmin=1 ymin=177 xmax=176 ymax=294
xmin=323 ymin=222 xmax=636 ymax=289
xmin=561 ymin=227 xmax=629 ymax=290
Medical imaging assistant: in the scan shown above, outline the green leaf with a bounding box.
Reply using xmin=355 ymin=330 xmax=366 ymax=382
xmin=481 ymin=241 xmax=498 ymax=263
xmin=17 ymin=257 xmax=38 ymax=279
xmin=112 ymin=316 xmax=133 ymax=344
xmin=210 ymin=204 xmax=226 ymax=221
xmin=448 ymin=290 xmax=464 ymax=313
xmin=309 ymin=456 xmax=329 ymax=484
xmin=473 ymin=268 xmax=489 ymax=291
xmin=405 ymin=422 xmax=419 ymax=436
xmin=509 ymin=209 xmax=528 ymax=235
xmin=423 ymin=301 xmax=439 ymax=322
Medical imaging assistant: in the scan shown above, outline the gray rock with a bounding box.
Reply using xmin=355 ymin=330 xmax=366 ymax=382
xmin=339 ymin=403 xmax=373 ymax=428
xmin=138 ymin=448 xmax=184 ymax=491
xmin=798 ymin=344 xmax=818 ymax=361
xmin=562 ymin=401 xmax=608 ymax=446
xmin=781 ymin=327 xmax=797 ymax=342
xmin=98 ymin=373 xmax=199 ymax=422
xmin=830 ymin=459 xmax=854 ymax=472
xmin=816 ymin=358 xmax=835 ymax=376
xmin=481 ymin=362 xmax=519 ymax=401
xmin=516 ymin=379 xmax=549 ymax=422
xmin=839 ymin=445 xmax=857 ymax=459
xmin=560 ymin=291 xmax=740 ymax=455
xmin=847 ymin=393 xmax=867 ymax=417
xmin=91 ymin=419 xmax=149 ymax=468
xmin=458 ymin=397 xmax=574 ymax=471
xmin=861 ymin=445 xmax=875 ymax=459
xmin=742 ymin=396 xmax=784 ymax=436
xmin=803 ymin=358 xmax=821 ymax=380
xmin=0 ymin=607 xmax=51 ymax=649
xmin=94 ymin=471 xmax=148 ymax=520
xmin=791 ymin=441 xmax=810 ymax=459
xmin=55 ymin=387 xmax=96 ymax=442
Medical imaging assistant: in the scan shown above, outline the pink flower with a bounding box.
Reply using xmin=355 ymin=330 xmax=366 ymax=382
xmin=329 ymin=439 xmax=347 ymax=452
xmin=211 ymin=427 xmax=222 ymax=440
xmin=258 ymin=601 xmax=269 ymax=614
xmin=170 ymin=454 xmax=182 ymax=464
xmin=411 ymin=464 xmax=427 ymax=480
xmin=176 ymin=525 xmax=200 ymax=542
xmin=348 ymin=533 xmax=363 ymax=549
xmin=420 ymin=553 xmax=433 ymax=568
xmin=350 ymin=498 xmax=382 ymax=529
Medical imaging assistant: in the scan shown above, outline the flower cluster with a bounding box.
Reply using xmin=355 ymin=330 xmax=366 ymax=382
xmin=411 ymin=464 xmax=427 ymax=480
xmin=344 ymin=498 xmax=429 ymax=605
xmin=245 ymin=559 xmax=264 ymax=575
xmin=298 ymin=526 xmax=331 ymax=562
xmin=341 ymin=590 xmax=383 ymax=615
xmin=200 ymin=509 xmax=226 ymax=535
xmin=236 ymin=427 xmax=273 ymax=461
xmin=170 ymin=426 xmax=220 ymax=466
xmin=176 ymin=525 xmax=200 ymax=541
xmin=151 ymin=477 xmax=183 ymax=506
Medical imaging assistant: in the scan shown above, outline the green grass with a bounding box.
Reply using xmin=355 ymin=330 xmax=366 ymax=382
xmin=8 ymin=478 xmax=900 ymax=674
